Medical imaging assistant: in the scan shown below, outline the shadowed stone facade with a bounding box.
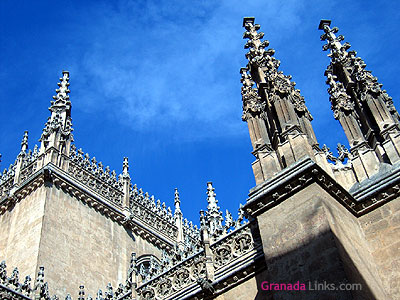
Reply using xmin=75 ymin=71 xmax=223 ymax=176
xmin=0 ymin=17 xmax=399 ymax=300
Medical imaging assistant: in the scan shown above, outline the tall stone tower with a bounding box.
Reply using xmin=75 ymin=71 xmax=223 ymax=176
xmin=242 ymin=17 xmax=400 ymax=299
xmin=0 ymin=18 xmax=399 ymax=300
xmin=0 ymin=71 xmax=201 ymax=298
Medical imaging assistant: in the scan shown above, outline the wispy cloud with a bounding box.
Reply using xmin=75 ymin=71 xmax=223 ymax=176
xmin=63 ymin=0 xmax=310 ymax=141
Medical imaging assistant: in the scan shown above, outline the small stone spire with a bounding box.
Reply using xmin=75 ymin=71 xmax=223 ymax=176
xmin=122 ymin=157 xmax=129 ymax=177
xmin=319 ymin=20 xmax=351 ymax=59
xmin=14 ymin=131 xmax=30 ymax=184
xmin=174 ymin=188 xmax=184 ymax=250
xmin=325 ymin=71 xmax=366 ymax=148
xmin=78 ymin=285 xmax=85 ymax=300
xmin=38 ymin=70 xmax=74 ymax=170
xmin=122 ymin=157 xmax=131 ymax=209
xmin=205 ymin=182 xmax=223 ymax=236
xmin=174 ymin=188 xmax=181 ymax=214
xmin=53 ymin=71 xmax=71 ymax=103
xmin=206 ymin=182 xmax=218 ymax=211
xmin=320 ymin=19 xmax=400 ymax=167
xmin=20 ymin=131 xmax=28 ymax=153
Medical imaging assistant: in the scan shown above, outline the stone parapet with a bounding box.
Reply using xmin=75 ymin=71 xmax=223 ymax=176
xmin=136 ymin=222 xmax=264 ymax=300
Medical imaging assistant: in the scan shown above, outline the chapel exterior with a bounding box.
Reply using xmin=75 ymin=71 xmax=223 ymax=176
xmin=0 ymin=18 xmax=399 ymax=300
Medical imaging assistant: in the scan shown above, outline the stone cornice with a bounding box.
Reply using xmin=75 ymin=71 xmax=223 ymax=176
xmin=0 ymin=163 xmax=176 ymax=251
xmin=244 ymin=157 xmax=400 ymax=218
xmin=136 ymin=222 xmax=265 ymax=300
xmin=0 ymin=283 xmax=32 ymax=300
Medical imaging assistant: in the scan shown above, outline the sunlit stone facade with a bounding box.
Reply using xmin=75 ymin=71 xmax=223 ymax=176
xmin=0 ymin=18 xmax=399 ymax=300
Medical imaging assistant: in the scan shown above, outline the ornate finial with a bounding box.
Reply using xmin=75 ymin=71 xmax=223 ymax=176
xmin=237 ymin=203 xmax=246 ymax=226
xmin=242 ymin=18 xmax=312 ymax=124
xmin=174 ymin=188 xmax=181 ymax=209
xmin=199 ymin=210 xmax=206 ymax=229
xmin=122 ymin=157 xmax=129 ymax=177
xmin=240 ymin=68 xmax=264 ymax=122
xmin=205 ymin=182 xmax=223 ymax=236
xmin=0 ymin=261 xmax=6 ymax=283
xmin=242 ymin=17 xmax=274 ymax=67
xmin=21 ymin=131 xmax=28 ymax=153
xmin=96 ymin=289 xmax=104 ymax=300
xmin=337 ymin=143 xmax=351 ymax=162
xmin=319 ymin=19 xmax=351 ymax=57
xmin=321 ymin=144 xmax=337 ymax=163
xmin=40 ymin=71 xmax=73 ymax=150
xmin=224 ymin=209 xmax=234 ymax=232
xmin=206 ymin=182 xmax=218 ymax=210
xmin=9 ymin=267 xmax=20 ymax=287
xmin=78 ymin=285 xmax=85 ymax=300
xmin=129 ymin=252 xmax=137 ymax=272
xmin=36 ymin=266 xmax=45 ymax=286
xmin=105 ymin=283 xmax=113 ymax=300
xmin=53 ymin=71 xmax=70 ymax=102
xmin=325 ymin=71 xmax=353 ymax=120
xmin=22 ymin=275 xmax=32 ymax=296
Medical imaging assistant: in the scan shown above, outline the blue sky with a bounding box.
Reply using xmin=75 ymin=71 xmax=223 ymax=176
xmin=1 ymin=1 xmax=399 ymax=225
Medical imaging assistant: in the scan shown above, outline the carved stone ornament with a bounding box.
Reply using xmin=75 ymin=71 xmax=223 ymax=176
xmin=214 ymin=245 xmax=232 ymax=267
xmin=234 ymin=233 xmax=252 ymax=254
xmin=156 ymin=279 xmax=172 ymax=297
xmin=326 ymin=73 xmax=354 ymax=119
xmin=240 ymin=69 xmax=267 ymax=121
xmin=243 ymin=20 xmax=276 ymax=69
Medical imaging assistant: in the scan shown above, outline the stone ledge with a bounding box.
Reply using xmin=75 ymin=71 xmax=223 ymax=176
xmin=245 ymin=157 xmax=400 ymax=218
xmin=0 ymin=163 xmax=176 ymax=252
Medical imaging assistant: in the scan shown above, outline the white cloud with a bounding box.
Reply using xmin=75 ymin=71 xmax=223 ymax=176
xmin=65 ymin=0 xmax=316 ymax=142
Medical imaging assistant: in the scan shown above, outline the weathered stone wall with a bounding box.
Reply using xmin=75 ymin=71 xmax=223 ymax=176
xmin=36 ymin=183 xmax=162 ymax=297
xmin=359 ymin=197 xmax=400 ymax=297
xmin=214 ymin=269 xmax=269 ymax=300
xmin=256 ymin=184 xmax=353 ymax=299
xmin=321 ymin=187 xmax=388 ymax=299
xmin=0 ymin=186 xmax=46 ymax=280
xmin=253 ymin=181 xmax=400 ymax=299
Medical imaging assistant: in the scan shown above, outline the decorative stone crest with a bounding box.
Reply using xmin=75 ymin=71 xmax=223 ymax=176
xmin=325 ymin=72 xmax=354 ymax=119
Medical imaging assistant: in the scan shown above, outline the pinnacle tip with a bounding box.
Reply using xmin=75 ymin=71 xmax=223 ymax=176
xmin=319 ymin=19 xmax=331 ymax=30
xmin=243 ymin=17 xmax=255 ymax=27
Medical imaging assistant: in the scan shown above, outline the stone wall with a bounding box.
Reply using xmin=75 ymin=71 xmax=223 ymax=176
xmin=0 ymin=186 xmax=46 ymax=281
xmin=1 ymin=181 xmax=163 ymax=298
xmin=255 ymin=183 xmax=353 ymax=299
xmin=322 ymin=186 xmax=388 ymax=299
xmin=253 ymin=181 xmax=400 ymax=299
xmin=359 ymin=197 xmax=400 ymax=297
xmin=214 ymin=269 xmax=269 ymax=300
xmin=36 ymin=183 xmax=162 ymax=297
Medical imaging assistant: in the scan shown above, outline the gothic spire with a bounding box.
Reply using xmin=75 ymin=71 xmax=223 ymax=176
xmin=319 ymin=20 xmax=351 ymax=60
xmin=320 ymin=20 xmax=400 ymax=165
xmin=205 ymin=182 xmax=223 ymax=236
xmin=53 ymin=71 xmax=71 ymax=106
xmin=122 ymin=157 xmax=131 ymax=208
xmin=241 ymin=17 xmax=319 ymax=184
xmin=242 ymin=17 xmax=316 ymax=140
xmin=20 ymin=131 xmax=28 ymax=153
xmin=38 ymin=71 xmax=74 ymax=169
xmin=324 ymin=71 xmax=365 ymax=148
xmin=174 ymin=188 xmax=184 ymax=249
xmin=122 ymin=157 xmax=129 ymax=177
xmin=174 ymin=188 xmax=181 ymax=215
